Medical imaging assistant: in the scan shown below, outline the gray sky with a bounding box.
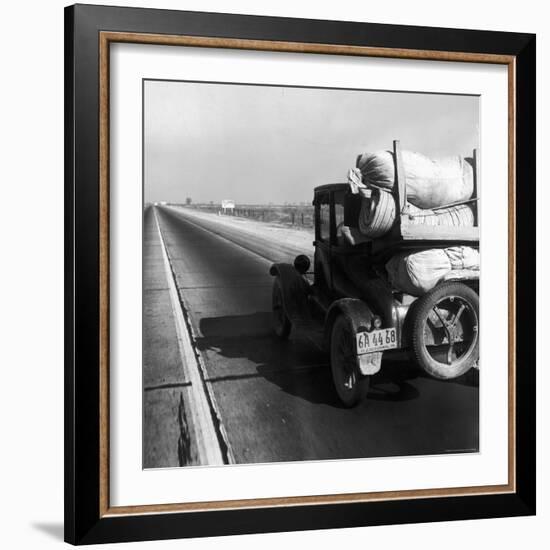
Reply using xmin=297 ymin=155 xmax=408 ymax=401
xmin=144 ymin=80 xmax=478 ymax=204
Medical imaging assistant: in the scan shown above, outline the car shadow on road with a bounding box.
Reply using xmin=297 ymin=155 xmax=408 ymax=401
xmin=369 ymin=361 xmax=421 ymax=403
xmin=197 ymin=312 xmax=341 ymax=407
xmin=196 ymin=312 xmax=436 ymax=408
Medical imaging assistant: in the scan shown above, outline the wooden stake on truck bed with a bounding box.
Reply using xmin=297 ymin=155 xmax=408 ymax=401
xmin=393 ymin=140 xmax=407 ymax=229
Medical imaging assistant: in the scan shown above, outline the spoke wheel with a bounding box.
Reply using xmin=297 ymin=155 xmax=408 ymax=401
xmin=330 ymin=315 xmax=370 ymax=407
xmin=412 ymin=281 xmax=479 ymax=380
xmin=272 ymin=278 xmax=291 ymax=339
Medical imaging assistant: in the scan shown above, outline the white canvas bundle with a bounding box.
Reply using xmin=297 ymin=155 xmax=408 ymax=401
xmin=355 ymin=188 xmax=475 ymax=240
xmin=386 ymin=246 xmax=480 ymax=296
xmin=356 ymin=150 xmax=474 ymax=209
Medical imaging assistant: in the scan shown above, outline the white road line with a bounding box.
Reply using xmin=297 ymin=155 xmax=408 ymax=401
xmin=153 ymin=208 xmax=225 ymax=466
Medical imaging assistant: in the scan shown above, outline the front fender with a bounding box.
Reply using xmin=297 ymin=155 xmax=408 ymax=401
xmin=269 ymin=263 xmax=311 ymax=322
xmin=324 ymin=298 xmax=382 ymax=376
xmin=324 ymin=298 xmax=375 ymax=344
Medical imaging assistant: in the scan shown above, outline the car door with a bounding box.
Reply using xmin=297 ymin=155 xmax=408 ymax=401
xmin=314 ymin=191 xmax=332 ymax=290
xmin=330 ymin=189 xmax=357 ymax=297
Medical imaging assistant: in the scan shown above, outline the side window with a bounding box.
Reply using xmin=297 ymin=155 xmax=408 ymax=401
xmin=334 ymin=192 xmax=345 ymax=225
xmin=318 ymin=194 xmax=330 ymax=242
xmin=334 ymin=204 xmax=345 ymax=229
xmin=333 ymin=191 xmax=346 ymax=245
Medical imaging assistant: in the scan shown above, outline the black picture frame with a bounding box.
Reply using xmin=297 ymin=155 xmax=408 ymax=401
xmin=65 ymin=3 xmax=536 ymax=545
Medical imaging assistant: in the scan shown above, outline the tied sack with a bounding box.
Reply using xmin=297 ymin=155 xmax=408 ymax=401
xmin=356 ymin=150 xmax=474 ymax=209
xmin=385 ymin=246 xmax=480 ymax=296
xmin=356 ymin=187 xmax=475 ymax=239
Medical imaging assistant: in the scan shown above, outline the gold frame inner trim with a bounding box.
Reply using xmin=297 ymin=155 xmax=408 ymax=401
xmin=98 ymin=31 xmax=516 ymax=518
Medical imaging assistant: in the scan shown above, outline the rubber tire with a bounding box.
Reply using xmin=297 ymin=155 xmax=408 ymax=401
xmin=412 ymin=281 xmax=479 ymax=380
xmin=330 ymin=315 xmax=370 ymax=407
xmin=272 ymin=278 xmax=292 ymax=340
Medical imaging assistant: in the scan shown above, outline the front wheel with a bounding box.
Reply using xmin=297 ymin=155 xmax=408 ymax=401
xmin=272 ymin=278 xmax=292 ymax=339
xmin=412 ymin=281 xmax=479 ymax=380
xmin=330 ymin=315 xmax=370 ymax=407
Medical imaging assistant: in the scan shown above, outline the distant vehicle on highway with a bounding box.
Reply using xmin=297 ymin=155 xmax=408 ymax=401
xmin=270 ymin=142 xmax=480 ymax=407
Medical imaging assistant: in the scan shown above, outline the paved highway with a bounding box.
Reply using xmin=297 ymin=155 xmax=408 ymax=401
xmin=143 ymin=205 xmax=479 ymax=468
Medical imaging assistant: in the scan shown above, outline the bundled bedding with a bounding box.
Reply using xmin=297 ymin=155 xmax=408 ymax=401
xmin=356 ymin=186 xmax=474 ymax=239
xmin=343 ymin=146 xmax=479 ymax=296
xmin=347 ymin=148 xmax=476 ymax=240
xmin=385 ymin=246 xmax=480 ymax=296
xmin=356 ymin=150 xmax=474 ymax=209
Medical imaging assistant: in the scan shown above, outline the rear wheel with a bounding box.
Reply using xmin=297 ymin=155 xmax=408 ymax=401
xmin=330 ymin=315 xmax=370 ymax=407
xmin=412 ymin=282 xmax=479 ymax=380
xmin=272 ymin=278 xmax=291 ymax=339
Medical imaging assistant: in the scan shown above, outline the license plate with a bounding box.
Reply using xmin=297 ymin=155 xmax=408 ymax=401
xmin=356 ymin=328 xmax=397 ymax=355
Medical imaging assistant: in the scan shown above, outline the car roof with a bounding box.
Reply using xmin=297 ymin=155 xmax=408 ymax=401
xmin=313 ymin=183 xmax=348 ymax=194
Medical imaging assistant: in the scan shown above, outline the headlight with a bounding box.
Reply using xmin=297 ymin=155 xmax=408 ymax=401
xmin=373 ymin=315 xmax=382 ymax=329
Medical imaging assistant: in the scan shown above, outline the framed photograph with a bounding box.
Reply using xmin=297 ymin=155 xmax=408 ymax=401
xmin=65 ymin=4 xmax=536 ymax=545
